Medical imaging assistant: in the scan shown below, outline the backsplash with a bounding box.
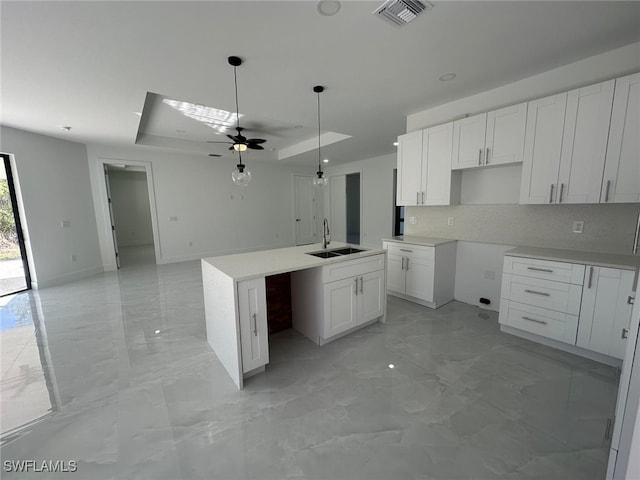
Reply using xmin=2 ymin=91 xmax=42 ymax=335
xmin=405 ymin=203 xmax=640 ymax=255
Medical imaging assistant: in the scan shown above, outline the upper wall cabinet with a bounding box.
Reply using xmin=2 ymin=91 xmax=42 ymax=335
xmin=452 ymin=103 xmax=527 ymax=170
xmin=601 ymin=73 xmax=640 ymax=203
xmin=396 ymin=130 xmax=425 ymax=206
xmin=397 ymin=123 xmax=458 ymax=206
xmin=520 ymin=80 xmax=615 ymax=204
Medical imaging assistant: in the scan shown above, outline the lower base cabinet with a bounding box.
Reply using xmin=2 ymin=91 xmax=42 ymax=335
xmin=292 ymin=254 xmax=386 ymax=345
xmin=499 ymin=255 xmax=636 ymax=361
xmin=237 ymin=278 xmax=269 ymax=373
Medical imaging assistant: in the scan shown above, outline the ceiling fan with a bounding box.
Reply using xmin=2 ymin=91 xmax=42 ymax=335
xmin=207 ymin=56 xmax=266 ymax=154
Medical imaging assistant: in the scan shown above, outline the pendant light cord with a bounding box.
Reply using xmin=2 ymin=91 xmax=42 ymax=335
xmin=317 ymin=90 xmax=322 ymax=174
xmin=234 ymin=65 xmax=243 ymax=166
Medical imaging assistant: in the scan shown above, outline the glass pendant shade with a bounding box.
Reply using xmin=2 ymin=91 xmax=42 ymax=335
xmin=313 ymin=173 xmax=328 ymax=189
xmin=232 ymin=165 xmax=251 ymax=187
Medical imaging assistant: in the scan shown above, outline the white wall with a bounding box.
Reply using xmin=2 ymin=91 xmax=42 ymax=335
xmin=87 ymin=144 xmax=315 ymax=268
xmin=324 ymin=153 xmax=396 ymax=249
xmin=403 ymin=43 xmax=640 ymax=309
xmin=0 ymin=127 xmax=103 ymax=287
xmin=108 ymin=169 xmax=154 ymax=247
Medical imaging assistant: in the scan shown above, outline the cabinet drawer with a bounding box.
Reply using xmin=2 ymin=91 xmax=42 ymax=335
xmin=383 ymin=242 xmax=434 ymax=261
xmin=501 ymin=273 xmax=583 ymax=315
xmin=503 ymin=256 xmax=585 ymax=284
xmin=499 ymin=300 xmax=578 ymax=344
xmin=322 ymin=254 xmax=385 ymax=283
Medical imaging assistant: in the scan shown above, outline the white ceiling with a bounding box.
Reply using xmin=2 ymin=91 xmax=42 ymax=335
xmin=2 ymin=1 xmax=639 ymax=167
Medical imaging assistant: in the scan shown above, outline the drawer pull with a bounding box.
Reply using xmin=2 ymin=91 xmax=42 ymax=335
xmin=526 ymin=267 xmax=554 ymax=273
xmin=522 ymin=316 xmax=548 ymax=325
xmin=399 ymin=248 xmax=413 ymax=253
xmin=524 ymin=289 xmax=550 ymax=297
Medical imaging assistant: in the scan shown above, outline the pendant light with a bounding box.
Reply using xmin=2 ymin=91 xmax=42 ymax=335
xmin=229 ymin=56 xmax=251 ymax=187
xmin=312 ymin=85 xmax=328 ymax=189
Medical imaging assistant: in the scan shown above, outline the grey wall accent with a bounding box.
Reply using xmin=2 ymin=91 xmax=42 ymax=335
xmin=406 ymin=203 xmax=640 ymax=255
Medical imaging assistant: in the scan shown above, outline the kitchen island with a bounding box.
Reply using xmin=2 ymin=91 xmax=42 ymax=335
xmin=202 ymin=243 xmax=386 ymax=389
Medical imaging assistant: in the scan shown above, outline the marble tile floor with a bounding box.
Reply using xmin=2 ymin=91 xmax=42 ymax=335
xmin=0 ymin=260 xmax=619 ymax=479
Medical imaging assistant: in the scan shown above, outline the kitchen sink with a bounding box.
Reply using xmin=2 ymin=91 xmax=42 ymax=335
xmin=329 ymin=247 xmax=365 ymax=255
xmin=307 ymin=250 xmax=342 ymax=259
xmin=306 ymin=247 xmax=367 ymax=259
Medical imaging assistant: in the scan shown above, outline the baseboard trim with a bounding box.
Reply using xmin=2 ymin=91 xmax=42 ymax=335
xmin=32 ymin=266 xmax=104 ymax=289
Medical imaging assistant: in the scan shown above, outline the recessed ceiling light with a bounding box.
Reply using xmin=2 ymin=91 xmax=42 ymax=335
xmin=388 ymin=363 xmax=395 ymax=369
xmin=393 ymin=141 xmax=399 ymax=146
xmin=176 ymin=129 xmax=186 ymax=134
xmin=133 ymin=111 xmax=142 ymax=116
xmin=323 ymin=159 xmax=329 ymax=163
xmin=439 ymin=73 xmax=456 ymax=82
xmin=294 ymin=125 xmax=304 ymax=129
xmin=58 ymin=125 xmax=72 ymax=131
xmin=316 ymin=0 xmax=341 ymax=16
xmin=154 ymin=329 xmax=160 ymax=334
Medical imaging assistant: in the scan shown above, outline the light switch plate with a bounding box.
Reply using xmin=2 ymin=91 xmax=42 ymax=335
xmin=572 ymin=221 xmax=584 ymax=234
xmin=448 ymin=217 xmax=454 ymax=226
xmin=409 ymin=216 xmax=417 ymax=225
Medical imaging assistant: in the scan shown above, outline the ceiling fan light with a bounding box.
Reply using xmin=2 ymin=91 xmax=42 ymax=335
xmin=232 ymin=166 xmax=251 ymax=187
xmin=233 ymin=143 xmax=248 ymax=152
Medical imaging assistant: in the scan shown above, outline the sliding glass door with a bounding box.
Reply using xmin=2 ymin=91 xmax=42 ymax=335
xmin=0 ymin=154 xmax=30 ymax=295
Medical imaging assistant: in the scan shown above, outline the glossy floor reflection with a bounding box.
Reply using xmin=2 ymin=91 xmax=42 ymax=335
xmin=0 ymin=261 xmax=617 ymax=479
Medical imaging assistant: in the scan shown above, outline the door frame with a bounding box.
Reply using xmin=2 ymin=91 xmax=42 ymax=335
xmin=94 ymin=158 xmax=161 ymax=270
xmin=0 ymin=153 xmax=31 ymax=293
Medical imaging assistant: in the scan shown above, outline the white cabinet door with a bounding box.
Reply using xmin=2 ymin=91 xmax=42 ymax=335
xmin=452 ymin=113 xmax=487 ymax=170
xmin=237 ymin=278 xmax=269 ymax=373
xmin=404 ymin=256 xmax=434 ymax=303
xmin=386 ymin=252 xmax=406 ymax=294
xmin=520 ymin=93 xmax=568 ymax=204
xmin=485 ymin=102 xmax=527 ymax=167
xmin=577 ymin=267 xmax=635 ymax=359
xmin=602 ymin=73 xmax=640 ymax=203
xmin=323 ymin=276 xmax=358 ymax=338
xmin=358 ymin=270 xmax=385 ymax=324
xmin=424 ymin=122 xmax=454 ymax=205
xmin=397 ymin=130 xmax=423 ymax=206
xmin=558 ymin=80 xmax=614 ymax=204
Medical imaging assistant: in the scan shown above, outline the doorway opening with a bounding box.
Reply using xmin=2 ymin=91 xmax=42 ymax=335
xmin=104 ymin=165 xmax=156 ymax=268
xmin=293 ymin=175 xmax=317 ymax=246
xmin=392 ymin=169 xmax=405 ymax=236
xmin=326 ymin=171 xmax=361 ymax=245
xmin=346 ymin=173 xmax=360 ymax=244
xmin=0 ymin=154 xmax=31 ymax=296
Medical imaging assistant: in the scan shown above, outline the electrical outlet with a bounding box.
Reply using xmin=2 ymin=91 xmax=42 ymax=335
xmin=61 ymin=220 xmax=71 ymax=228
xmin=448 ymin=217 xmax=454 ymax=226
xmin=484 ymin=270 xmax=496 ymax=280
xmin=70 ymin=254 xmax=76 ymax=262
xmin=409 ymin=216 xmax=417 ymax=225
xmin=169 ymin=216 xmax=178 ymax=222
xmin=572 ymin=221 xmax=584 ymax=234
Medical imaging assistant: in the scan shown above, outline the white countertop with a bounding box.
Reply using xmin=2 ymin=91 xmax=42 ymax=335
xmin=202 ymin=242 xmax=386 ymax=281
xmin=382 ymin=235 xmax=457 ymax=247
xmin=506 ymin=246 xmax=640 ymax=271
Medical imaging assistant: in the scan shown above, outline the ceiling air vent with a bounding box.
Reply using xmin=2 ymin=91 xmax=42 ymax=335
xmin=373 ymin=0 xmax=431 ymax=26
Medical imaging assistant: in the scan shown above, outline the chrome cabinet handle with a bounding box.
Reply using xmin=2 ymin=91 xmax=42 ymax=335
xmin=416 ymin=192 xmax=419 ymax=205
xmin=405 ymin=258 xmax=409 ymax=271
xmin=628 ymin=296 xmax=635 ymax=305
xmin=559 ymin=183 xmax=565 ymax=203
xmin=604 ymin=180 xmax=611 ymax=202
xmin=400 ymin=248 xmax=413 ymax=253
xmin=360 ymin=276 xmax=363 ymax=294
xmin=522 ymin=316 xmax=548 ymax=325
xmin=252 ymin=313 xmax=257 ymax=336
xmin=478 ymin=149 xmax=482 ymax=166
xmin=549 ymin=184 xmax=555 ymax=204
xmin=485 ymin=147 xmax=490 ymax=165
xmin=622 ymin=328 xmax=629 ymax=339
xmin=355 ymin=278 xmax=359 ymax=296
xmin=588 ymin=266 xmax=594 ymax=289
xmin=401 ymin=257 xmax=405 ymax=270
xmin=524 ymin=289 xmax=550 ymax=297
xmin=527 ymin=266 xmax=553 ymax=273
xmin=422 ymin=192 xmax=425 ymax=204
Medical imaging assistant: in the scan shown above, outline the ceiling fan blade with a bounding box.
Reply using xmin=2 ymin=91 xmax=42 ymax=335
xmin=229 ymin=146 xmax=235 ymax=151
xmin=207 ymin=140 xmax=232 ymax=144
xmin=248 ymin=144 xmax=264 ymax=150
xmin=208 ymin=153 xmax=222 ymax=157
xmin=226 ymin=134 xmax=238 ymax=141
xmin=248 ymin=138 xmax=266 ymax=144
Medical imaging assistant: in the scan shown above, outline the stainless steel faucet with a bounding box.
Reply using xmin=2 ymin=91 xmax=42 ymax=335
xmin=322 ymin=218 xmax=331 ymax=249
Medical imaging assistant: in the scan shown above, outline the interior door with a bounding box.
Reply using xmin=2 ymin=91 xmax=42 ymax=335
xmin=293 ymin=175 xmax=316 ymax=245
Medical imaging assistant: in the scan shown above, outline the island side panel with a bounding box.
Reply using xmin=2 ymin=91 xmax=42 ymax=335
xmin=291 ymin=267 xmax=324 ymax=345
xmin=201 ymin=259 xmax=243 ymax=389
